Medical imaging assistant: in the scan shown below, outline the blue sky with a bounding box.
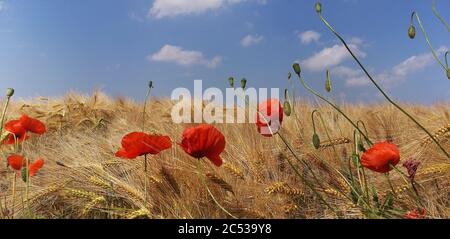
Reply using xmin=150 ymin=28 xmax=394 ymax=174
xmin=0 ymin=0 xmax=449 ymax=104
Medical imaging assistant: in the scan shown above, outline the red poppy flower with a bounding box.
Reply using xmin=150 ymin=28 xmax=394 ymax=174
xmin=7 ymin=155 xmax=44 ymax=177
xmin=405 ymin=208 xmax=426 ymax=219
xmin=179 ymin=124 xmax=225 ymax=167
xmin=256 ymin=99 xmax=283 ymax=137
xmin=361 ymin=142 xmax=400 ymax=173
xmin=7 ymin=155 xmax=27 ymax=171
xmin=115 ymin=132 xmax=172 ymax=159
xmin=2 ymin=115 xmax=46 ymax=145
xmin=3 ymin=120 xmax=29 ymax=144
xmin=19 ymin=115 xmax=46 ymax=135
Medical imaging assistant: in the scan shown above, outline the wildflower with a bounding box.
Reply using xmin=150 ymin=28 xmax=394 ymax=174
xmin=256 ymin=99 xmax=284 ymax=137
xmin=3 ymin=120 xmax=29 ymax=144
xmin=405 ymin=208 xmax=426 ymax=219
xmin=402 ymin=158 xmax=421 ymax=181
xmin=179 ymin=124 xmax=225 ymax=167
xmin=18 ymin=115 xmax=46 ymax=135
xmin=115 ymin=132 xmax=172 ymax=159
xmin=7 ymin=155 xmax=44 ymax=177
xmin=361 ymin=142 xmax=400 ymax=173
xmin=2 ymin=115 xmax=46 ymax=145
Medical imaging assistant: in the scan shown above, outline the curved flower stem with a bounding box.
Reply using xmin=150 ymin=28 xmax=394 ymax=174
xmin=432 ymin=0 xmax=450 ymax=32
xmin=196 ymin=160 xmax=237 ymax=219
xmin=142 ymin=82 xmax=153 ymax=208
xmin=410 ymin=12 xmax=446 ymax=71
xmin=143 ymin=154 xmax=148 ymax=207
xmin=318 ymin=12 xmax=450 ymax=160
xmin=294 ymin=73 xmax=372 ymax=145
xmin=446 ymin=51 xmax=449 ymax=69
xmin=0 ymin=95 xmax=12 ymax=134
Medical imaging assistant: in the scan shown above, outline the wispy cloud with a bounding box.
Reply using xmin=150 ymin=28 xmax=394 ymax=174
xmin=149 ymin=0 xmax=266 ymax=19
xmin=240 ymin=34 xmax=264 ymax=47
xmin=149 ymin=44 xmax=222 ymax=68
xmin=298 ymin=30 xmax=321 ymax=45
xmin=339 ymin=46 xmax=449 ymax=87
xmin=301 ymin=42 xmax=366 ymax=71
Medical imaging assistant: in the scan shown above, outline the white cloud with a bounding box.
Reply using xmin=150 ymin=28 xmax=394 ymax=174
xmin=240 ymin=34 xmax=264 ymax=47
xmin=298 ymin=30 xmax=321 ymax=45
xmin=301 ymin=43 xmax=366 ymax=71
xmin=149 ymin=0 xmax=266 ymax=19
xmin=149 ymin=44 xmax=222 ymax=68
xmin=343 ymin=46 xmax=448 ymax=87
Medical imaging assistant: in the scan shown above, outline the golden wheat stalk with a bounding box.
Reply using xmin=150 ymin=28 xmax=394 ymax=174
xmin=421 ymin=124 xmax=450 ymax=146
xmin=264 ymin=182 xmax=304 ymax=197
xmin=125 ymin=208 xmax=151 ymax=219
xmin=206 ymin=173 xmax=234 ymax=194
xmin=64 ymin=189 xmax=102 ymax=200
xmin=160 ymin=166 xmax=181 ymax=196
xmin=223 ymin=163 xmax=244 ymax=180
xmin=89 ymin=176 xmax=113 ymax=190
xmin=283 ymin=203 xmax=299 ymax=214
xmin=319 ymin=137 xmax=351 ymax=149
xmin=416 ymin=163 xmax=450 ymax=176
xmin=82 ymin=196 xmax=106 ymax=216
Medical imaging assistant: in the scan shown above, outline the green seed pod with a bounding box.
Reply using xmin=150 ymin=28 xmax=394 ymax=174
xmin=228 ymin=77 xmax=235 ymax=88
xmin=240 ymin=78 xmax=247 ymax=89
xmin=312 ymin=133 xmax=321 ymax=149
xmin=325 ymin=70 xmax=332 ymax=92
xmin=283 ymin=101 xmax=292 ymax=117
xmin=315 ymin=2 xmax=322 ymax=14
xmin=408 ymin=25 xmax=416 ymax=39
xmin=148 ymin=81 xmax=154 ymax=89
xmin=6 ymin=88 xmax=14 ymax=97
xmin=292 ymin=63 xmax=301 ymax=76
xmin=447 ymin=69 xmax=450 ymax=80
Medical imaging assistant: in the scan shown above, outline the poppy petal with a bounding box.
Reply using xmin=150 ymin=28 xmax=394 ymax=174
xmin=19 ymin=115 xmax=47 ymax=135
xmin=7 ymin=155 xmax=25 ymax=171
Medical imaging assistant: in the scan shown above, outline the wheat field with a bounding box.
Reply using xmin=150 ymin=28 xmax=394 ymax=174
xmin=0 ymin=90 xmax=449 ymax=219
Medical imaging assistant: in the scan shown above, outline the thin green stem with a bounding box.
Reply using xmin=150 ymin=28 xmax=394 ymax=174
xmin=144 ymin=154 xmax=148 ymax=207
xmin=319 ymin=13 xmax=450 ymax=160
xmin=411 ymin=12 xmax=446 ymax=70
xmin=432 ymin=0 xmax=450 ymax=32
xmin=0 ymin=96 xmax=12 ymax=134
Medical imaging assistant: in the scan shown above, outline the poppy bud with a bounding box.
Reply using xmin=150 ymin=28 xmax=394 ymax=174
xmin=6 ymin=88 xmax=14 ymax=97
xmin=283 ymin=101 xmax=291 ymax=117
xmin=408 ymin=25 xmax=416 ymax=39
xmin=148 ymin=81 xmax=153 ymax=89
xmin=288 ymin=72 xmax=292 ymax=80
xmin=240 ymin=78 xmax=247 ymax=89
xmin=312 ymin=133 xmax=321 ymax=149
xmin=315 ymin=2 xmax=322 ymax=14
xmin=292 ymin=63 xmax=301 ymax=76
xmin=447 ymin=69 xmax=450 ymax=80
xmin=228 ymin=77 xmax=235 ymax=88
xmin=325 ymin=70 xmax=332 ymax=92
